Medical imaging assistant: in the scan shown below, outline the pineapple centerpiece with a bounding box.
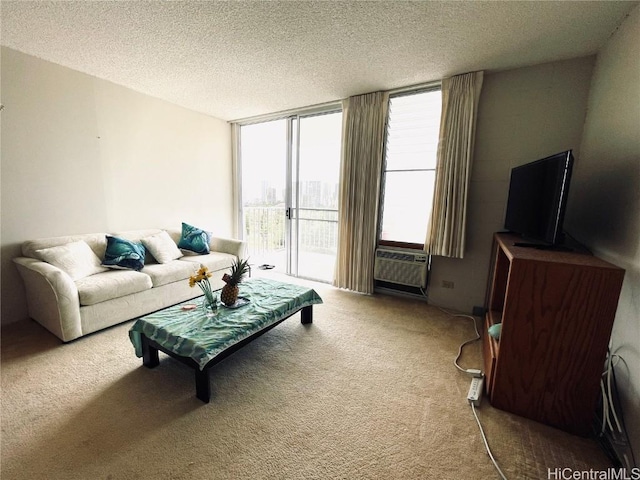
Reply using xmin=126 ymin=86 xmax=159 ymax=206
xmin=220 ymin=257 xmax=250 ymax=306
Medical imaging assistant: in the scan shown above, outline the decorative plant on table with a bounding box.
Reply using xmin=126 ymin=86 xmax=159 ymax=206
xmin=220 ymin=257 xmax=250 ymax=306
xmin=189 ymin=266 xmax=217 ymax=316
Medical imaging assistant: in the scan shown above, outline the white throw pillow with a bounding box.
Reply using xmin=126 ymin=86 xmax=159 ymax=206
xmin=141 ymin=230 xmax=183 ymax=264
xmin=35 ymin=240 xmax=109 ymax=280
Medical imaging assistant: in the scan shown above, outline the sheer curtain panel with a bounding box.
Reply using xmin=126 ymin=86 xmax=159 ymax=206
xmin=334 ymin=92 xmax=389 ymax=293
xmin=425 ymin=71 xmax=484 ymax=258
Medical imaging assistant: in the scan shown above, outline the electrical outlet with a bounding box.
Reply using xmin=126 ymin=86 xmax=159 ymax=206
xmin=442 ymin=280 xmax=454 ymax=289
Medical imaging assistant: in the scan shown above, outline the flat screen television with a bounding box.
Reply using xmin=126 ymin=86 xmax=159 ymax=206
xmin=504 ymin=150 xmax=574 ymax=247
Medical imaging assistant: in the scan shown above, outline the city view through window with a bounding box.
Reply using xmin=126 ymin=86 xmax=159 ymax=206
xmin=240 ymin=112 xmax=342 ymax=282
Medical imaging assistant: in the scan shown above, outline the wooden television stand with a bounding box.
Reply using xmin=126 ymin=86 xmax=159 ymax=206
xmin=483 ymin=232 xmax=624 ymax=435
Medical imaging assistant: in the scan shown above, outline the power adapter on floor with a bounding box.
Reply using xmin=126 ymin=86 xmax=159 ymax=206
xmin=467 ymin=376 xmax=484 ymax=406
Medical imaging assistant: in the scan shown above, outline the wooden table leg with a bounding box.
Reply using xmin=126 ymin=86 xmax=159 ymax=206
xmin=195 ymin=368 xmax=211 ymax=403
xmin=301 ymin=305 xmax=313 ymax=324
xmin=142 ymin=335 xmax=159 ymax=368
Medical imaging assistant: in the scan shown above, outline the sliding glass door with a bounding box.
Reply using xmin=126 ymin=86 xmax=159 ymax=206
xmin=239 ymin=119 xmax=288 ymax=274
xmin=293 ymin=112 xmax=342 ymax=281
xmin=238 ymin=109 xmax=342 ymax=283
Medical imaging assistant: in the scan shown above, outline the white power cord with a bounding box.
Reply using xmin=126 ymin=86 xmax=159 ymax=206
xmin=471 ymin=403 xmax=508 ymax=480
xmin=598 ymin=348 xmax=636 ymax=471
xmin=436 ymin=304 xmax=508 ymax=479
xmin=604 ymin=352 xmax=624 ymax=434
xmin=436 ymin=306 xmax=483 ymax=377
xmin=600 ymin=351 xmax=626 ymax=435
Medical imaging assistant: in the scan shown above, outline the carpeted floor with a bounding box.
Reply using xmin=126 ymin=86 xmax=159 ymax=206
xmin=1 ymin=275 xmax=612 ymax=479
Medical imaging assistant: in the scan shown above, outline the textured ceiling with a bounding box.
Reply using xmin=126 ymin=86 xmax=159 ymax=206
xmin=1 ymin=1 xmax=637 ymax=121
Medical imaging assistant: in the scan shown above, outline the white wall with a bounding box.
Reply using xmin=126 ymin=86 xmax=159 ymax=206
xmin=427 ymin=56 xmax=595 ymax=312
xmin=565 ymin=5 xmax=640 ymax=462
xmin=1 ymin=47 xmax=233 ymax=325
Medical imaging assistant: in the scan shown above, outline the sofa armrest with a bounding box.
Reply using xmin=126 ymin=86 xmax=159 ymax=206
xmin=13 ymin=257 xmax=82 ymax=342
xmin=209 ymin=237 xmax=247 ymax=259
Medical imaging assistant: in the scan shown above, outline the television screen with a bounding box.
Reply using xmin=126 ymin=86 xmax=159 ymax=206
xmin=504 ymin=150 xmax=574 ymax=246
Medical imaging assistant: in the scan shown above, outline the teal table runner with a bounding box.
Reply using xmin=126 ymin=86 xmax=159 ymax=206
xmin=129 ymin=278 xmax=322 ymax=370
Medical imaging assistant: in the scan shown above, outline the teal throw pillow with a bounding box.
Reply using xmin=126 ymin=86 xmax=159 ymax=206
xmin=178 ymin=222 xmax=211 ymax=254
xmin=102 ymin=236 xmax=146 ymax=271
xmin=488 ymin=323 xmax=502 ymax=340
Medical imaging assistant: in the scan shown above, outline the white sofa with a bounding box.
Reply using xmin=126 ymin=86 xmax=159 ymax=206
xmin=13 ymin=228 xmax=246 ymax=342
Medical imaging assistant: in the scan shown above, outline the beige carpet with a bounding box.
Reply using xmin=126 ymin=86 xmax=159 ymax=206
xmin=1 ymin=275 xmax=612 ymax=479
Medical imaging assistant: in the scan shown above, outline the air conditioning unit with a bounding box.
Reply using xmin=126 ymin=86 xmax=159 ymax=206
xmin=374 ymin=248 xmax=428 ymax=289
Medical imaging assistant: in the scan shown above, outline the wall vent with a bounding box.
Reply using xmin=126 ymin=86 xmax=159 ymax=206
xmin=374 ymin=248 xmax=428 ymax=289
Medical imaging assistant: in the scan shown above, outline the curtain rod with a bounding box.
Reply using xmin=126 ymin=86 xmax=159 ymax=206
xmin=230 ymin=80 xmax=442 ymax=125
xmin=388 ymin=79 xmax=441 ymax=95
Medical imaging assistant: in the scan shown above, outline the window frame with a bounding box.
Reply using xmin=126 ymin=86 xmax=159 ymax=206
xmin=377 ymin=85 xmax=442 ymax=250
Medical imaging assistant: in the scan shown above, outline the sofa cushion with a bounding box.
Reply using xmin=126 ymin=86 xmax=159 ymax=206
xmin=23 ymin=233 xmax=108 ymax=260
xmin=141 ymin=231 xmax=183 ymax=264
xmin=35 ymin=240 xmax=109 ymax=281
xmin=179 ymin=251 xmax=236 ymax=273
xmin=141 ymin=260 xmax=196 ymax=288
xmin=177 ymin=222 xmax=212 ymax=255
xmin=102 ymin=236 xmax=146 ymax=271
xmin=75 ymin=270 xmax=153 ymax=306
xmin=109 ymin=229 xmax=163 ymax=265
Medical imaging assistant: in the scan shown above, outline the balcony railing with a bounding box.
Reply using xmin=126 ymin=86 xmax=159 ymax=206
xmin=243 ymin=206 xmax=338 ymax=256
xmin=243 ymin=206 xmax=286 ymax=255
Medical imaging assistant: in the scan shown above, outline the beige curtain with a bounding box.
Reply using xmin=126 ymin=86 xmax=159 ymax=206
xmin=425 ymin=71 xmax=484 ymax=258
xmin=334 ymin=91 xmax=389 ymax=293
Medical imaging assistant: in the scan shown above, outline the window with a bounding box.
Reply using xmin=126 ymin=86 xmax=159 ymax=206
xmin=238 ymin=108 xmax=342 ymax=283
xmin=379 ymin=88 xmax=442 ymax=249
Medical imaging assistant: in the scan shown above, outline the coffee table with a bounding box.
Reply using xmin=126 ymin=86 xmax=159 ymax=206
xmin=128 ymin=278 xmax=322 ymax=403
